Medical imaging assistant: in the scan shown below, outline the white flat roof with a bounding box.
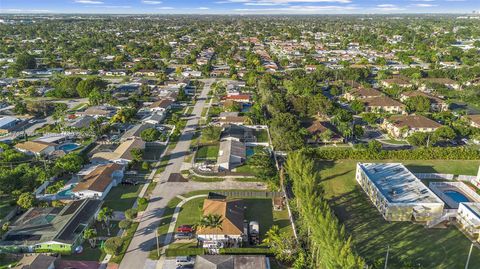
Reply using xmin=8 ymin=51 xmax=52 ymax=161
xmin=359 ymin=163 xmax=444 ymax=204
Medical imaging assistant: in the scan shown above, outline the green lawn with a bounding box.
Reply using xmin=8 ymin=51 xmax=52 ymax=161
xmin=175 ymin=197 xmax=204 ymax=229
xmin=103 ymin=185 xmax=142 ymax=211
xmin=317 ymin=159 xmax=480 ymax=268
xmin=61 ymin=241 xmax=106 ymax=262
xmin=195 ymin=144 xmax=219 ymax=161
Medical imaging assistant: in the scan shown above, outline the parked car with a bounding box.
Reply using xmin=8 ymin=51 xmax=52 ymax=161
xmin=176 ymin=256 xmax=194 ymax=266
xmin=175 ymin=232 xmax=193 ymax=240
xmin=177 ymin=225 xmax=193 ymax=233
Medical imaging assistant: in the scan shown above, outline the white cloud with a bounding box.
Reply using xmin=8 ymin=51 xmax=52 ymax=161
xmin=413 ymin=3 xmax=438 ymax=7
xmin=197 ymin=7 xmax=210 ymax=9
xmin=218 ymin=0 xmax=352 ymax=4
xmin=157 ymin=6 xmax=174 ymax=9
xmin=234 ymin=5 xmax=358 ymax=14
xmin=142 ymin=0 xmax=163 ymax=4
xmin=74 ymin=0 xmax=103 ymax=4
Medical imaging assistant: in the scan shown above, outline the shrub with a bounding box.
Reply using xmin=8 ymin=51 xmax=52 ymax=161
xmin=119 ymin=220 xmax=132 ymax=230
xmin=103 ymin=237 xmax=123 ymax=255
xmin=165 ymin=248 xmax=205 ymax=257
xmin=125 ymin=208 xmax=138 ymax=221
xmin=138 ymin=198 xmax=148 ymax=206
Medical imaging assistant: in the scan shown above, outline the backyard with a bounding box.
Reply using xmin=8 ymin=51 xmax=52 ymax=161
xmin=317 ymin=159 xmax=480 ymax=268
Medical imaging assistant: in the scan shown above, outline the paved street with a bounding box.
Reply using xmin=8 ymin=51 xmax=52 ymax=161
xmin=119 ymin=79 xmax=266 ymax=269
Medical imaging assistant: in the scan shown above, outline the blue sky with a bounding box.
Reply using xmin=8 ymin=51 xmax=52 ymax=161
xmin=0 ymin=0 xmax=479 ymax=14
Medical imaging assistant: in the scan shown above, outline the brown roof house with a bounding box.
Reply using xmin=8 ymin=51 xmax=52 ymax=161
xmin=419 ymin=78 xmax=460 ymax=90
xmin=465 ymin=115 xmax=480 ymax=129
xmin=71 ymin=163 xmax=125 ymax=200
xmin=306 ymin=120 xmax=343 ymax=144
xmin=343 ymin=87 xmax=382 ymax=101
xmin=91 ymin=138 xmax=145 ymax=165
xmin=382 ymin=115 xmax=442 ymax=138
xmin=400 ymin=91 xmax=449 ymax=112
xmin=361 ymin=96 xmax=405 ymax=114
xmin=15 ymin=141 xmax=56 ymax=157
xmin=381 ymin=76 xmax=413 ymax=88
xmin=196 ymin=198 xmax=246 ymax=247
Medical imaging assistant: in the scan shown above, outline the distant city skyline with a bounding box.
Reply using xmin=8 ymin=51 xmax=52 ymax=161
xmin=0 ymin=0 xmax=479 ymax=14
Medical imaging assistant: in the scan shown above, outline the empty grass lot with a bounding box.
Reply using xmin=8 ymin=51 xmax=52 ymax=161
xmin=103 ymin=184 xmax=143 ymax=211
xmin=318 ymin=159 xmax=480 ymax=268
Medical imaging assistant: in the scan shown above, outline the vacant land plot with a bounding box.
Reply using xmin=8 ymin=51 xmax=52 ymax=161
xmin=103 ymin=184 xmax=142 ymax=211
xmin=317 ymin=159 xmax=480 ymax=268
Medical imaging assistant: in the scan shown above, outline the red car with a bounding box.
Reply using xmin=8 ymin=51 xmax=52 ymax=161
xmin=177 ymin=225 xmax=193 ymax=233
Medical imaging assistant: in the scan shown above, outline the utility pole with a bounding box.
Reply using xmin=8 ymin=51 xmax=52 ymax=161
xmin=465 ymin=243 xmax=474 ymax=269
xmin=384 ymin=245 xmax=390 ymax=269
xmin=155 ymin=229 xmax=160 ymax=258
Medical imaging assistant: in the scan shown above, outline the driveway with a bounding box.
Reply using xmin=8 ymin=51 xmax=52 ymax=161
xmin=119 ymin=79 xmax=266 ymax=269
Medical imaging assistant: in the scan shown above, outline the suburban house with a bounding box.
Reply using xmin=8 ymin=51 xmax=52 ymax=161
xmin=196 ymin=198 xmax=246 ymax=247
xmin=224 ymin=94 xmax=251 ymax=103
xmin=457 ymin=203 xmax=480 ymax=243
xmin=142 ymin=113 xmax=165 ymax=125
xmin=103 ymin=69 xmax=128 ymax=76
xmin=381 ymin=76 xmax=412 ymax=88
xmin=419 ymin=78 xmax=460 ymax=90
xmin=15 ymin=141 xmax=56 ymax=157
xmin=220 ymin=125 xmax=254 ymax=143
xmin=0 ymin=116 xmax=19 ymax=134
xmin=77 ymin=106 xmax=117 ymax=118
xmin=64 ymin=68 xmax=91 ymax=76
xmin=134 ymin=69 xmax=158 ymax=77
xmin=218 ymin=112 xmax=246 ymax=126
xmin=217 ymin=140 xmax=246 ymax=171
xmin=382 ymin=115 xmax=442 ymax=138
xmin=306 ymin=120 xmax=343 ymax=144
xmin=194 ymin=255 xmax=268 ymax=269
xmin=68 ymin=115 xmax=96 ymax=129
xmin=71 ymin=163 xmax=125 ymax=200
xmin=400 ymin=91 xmax=449 ymax=112
xmin=465 ymin=115 xmax=480 ymax=128
xmin=344 ymin=87 xmax=382 ymax=101
xmin=120 ymin=123 xmax=155 ymax=141
xmin=356 ymin=163 xmax=444 ymax=222
xmin=361 ymin=96 xmax=405 ymax=114
xmin=0 ymin=199 xmax=102 ymax=254
xmin=13 ymin=254 xmax=57 ymax=269
xmin=91 ymin=138 xmax=145 ymax=164
xmin=148 ymin=99 xmax=174 ymax=113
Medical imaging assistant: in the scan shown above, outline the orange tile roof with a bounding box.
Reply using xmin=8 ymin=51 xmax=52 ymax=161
xmin=196 ymin=199 xmax=244 ymax=236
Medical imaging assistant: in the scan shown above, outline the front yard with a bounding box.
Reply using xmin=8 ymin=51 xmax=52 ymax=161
xmin=317 ymin=159 xmax=480 ymax=268
xmin=103 ymin=184 xmax=143 ymax=211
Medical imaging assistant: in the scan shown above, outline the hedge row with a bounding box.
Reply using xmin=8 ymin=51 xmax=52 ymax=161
xmin=165 ymin=248 xmax=205 ymax=257
xmin=308 ymin=147 xmax=480 ymax=160
xmin=219 ymin=247 xmax=274 ymax=255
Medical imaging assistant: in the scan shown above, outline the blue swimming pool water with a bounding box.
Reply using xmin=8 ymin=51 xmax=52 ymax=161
xmin=246 ymin=147 xmax=255 ymax=157
xmin=444 ymin=190 xmax=470 ymax=203
xmin=58 ymin=143 xmax=80 ymax=152
xmin=57 ymin=185 xmax=75 ymax=197
xmin=242 ymin=103 xmax=252 ymax=113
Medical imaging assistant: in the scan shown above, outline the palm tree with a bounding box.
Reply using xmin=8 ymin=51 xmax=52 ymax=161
xmin=83 ymin=228 xmax=97 ymax=248
xmin=97 ymin=207 xmax=114 ymax=236
xmin=198 ymin=214 xmax=223 ymax=243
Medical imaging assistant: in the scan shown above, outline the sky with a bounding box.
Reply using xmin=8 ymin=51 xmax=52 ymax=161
xmin=0 ymin=0 xmax=479 ymax=14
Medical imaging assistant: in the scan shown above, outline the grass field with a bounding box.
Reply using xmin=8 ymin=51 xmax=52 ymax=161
xmin=317 ymin=159 xmax=480 ymax=268
xmin=103 ymin=184 xmax=142 ymax=211
xmin=195 ymin=144 xmax=219 ymax=161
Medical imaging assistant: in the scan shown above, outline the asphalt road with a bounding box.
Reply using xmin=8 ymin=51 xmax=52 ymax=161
xmin=119 ymin=79 xmax=266 ymax=269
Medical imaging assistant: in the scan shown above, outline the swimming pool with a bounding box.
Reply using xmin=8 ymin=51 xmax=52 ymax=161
xmin=444 ymin=190 xmax=470 ymax=203
xmin=58 ymin=143 xmax=80 ymax=152
xmin=57 ymin=185 xmax=75 ymax=198
xmin=246 ymin=147 xmax=255 ymax=157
